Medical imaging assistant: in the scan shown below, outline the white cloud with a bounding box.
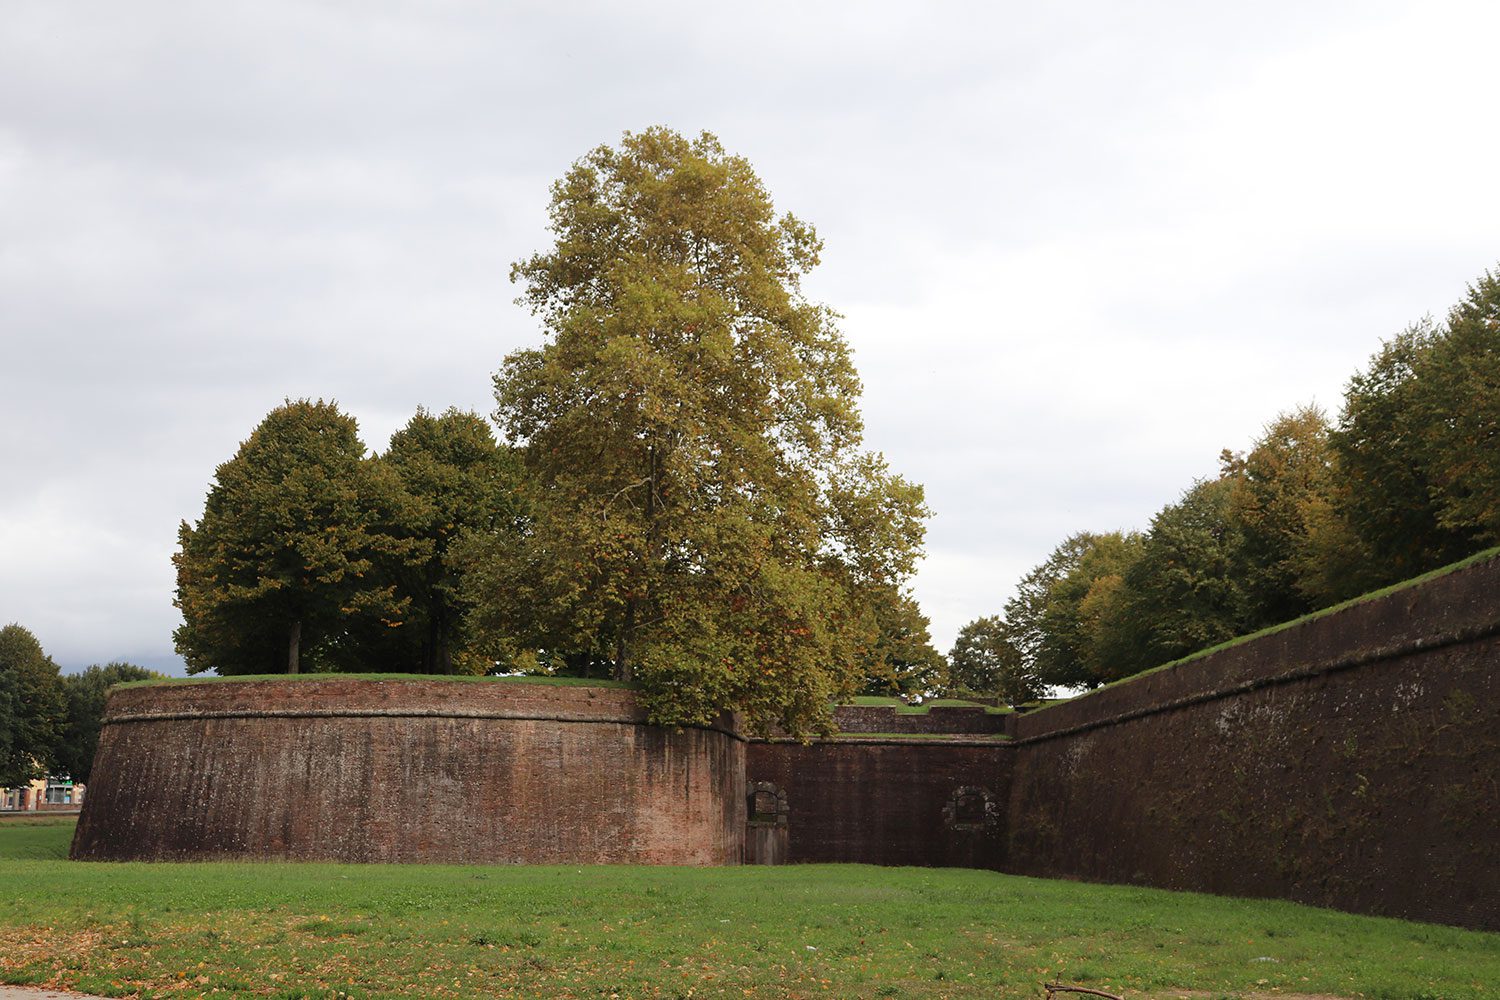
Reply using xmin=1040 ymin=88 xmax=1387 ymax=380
xmin=1 ymin=0 xmax=1497 ymax=669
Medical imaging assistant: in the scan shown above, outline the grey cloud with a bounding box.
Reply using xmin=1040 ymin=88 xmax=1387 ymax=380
xmin=1 ymin=0 xmax=1495 ymax=669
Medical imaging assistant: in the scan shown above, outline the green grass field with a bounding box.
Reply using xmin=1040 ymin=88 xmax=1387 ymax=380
xmin=0 ymin=818 xmax=1494 ymax=1000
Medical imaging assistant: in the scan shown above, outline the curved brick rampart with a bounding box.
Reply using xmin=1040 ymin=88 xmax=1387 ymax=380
xmin=71 ymin=679 xmax=744 ymax=865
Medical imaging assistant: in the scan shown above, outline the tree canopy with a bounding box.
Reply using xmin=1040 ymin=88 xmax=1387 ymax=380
xmin=459 ymin=128 xmax=929 ymax=734
xmin=958 ymin=263 xmax=1500 ymax=699
xmin=173 ymin=399 xmax=418 ymax=675
xmin=57 ymin=662 xmax=162 ymax=784
xmin=0 ymin=623 xmax=66 ymax=787
xmin=344 ymin=408 xmax=521 ymax=675
xmin=855 ymin=584 xmax=948 ymax=699
xmin=947 ymin=615 xmax=1032 ymax=704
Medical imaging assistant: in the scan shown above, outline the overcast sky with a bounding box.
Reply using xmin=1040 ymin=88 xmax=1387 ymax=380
xmin=3 ymin=1 xmax=1498 ymax=674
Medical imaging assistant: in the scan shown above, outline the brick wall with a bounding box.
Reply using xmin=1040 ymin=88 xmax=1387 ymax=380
xmin=746 ymin=738 xmax=1010 ymax=870
xmin=1005 ymin=553 xmax=1500 ymax=930
xmin=68 ymin=553 xmax=1500 ymax=930
xmin=831 ymin=704 xmax=1009 ymax=735
xmin=72 ymin=679 xmax=744 ymax=865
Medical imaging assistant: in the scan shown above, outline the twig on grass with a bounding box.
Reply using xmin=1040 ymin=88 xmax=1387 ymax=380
xmin=1043 ymin=983 xmax=1124 ymax=1000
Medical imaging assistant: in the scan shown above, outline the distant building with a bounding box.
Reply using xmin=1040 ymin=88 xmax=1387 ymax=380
xmin=1 ymin=775 xmax=85 ymax=811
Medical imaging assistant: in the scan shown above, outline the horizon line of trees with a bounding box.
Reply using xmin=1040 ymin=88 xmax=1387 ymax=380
xmin=0 ymin=622 xmax=163 ymax=789
xmin=951 ymin=265 xmax=1500 ymax=704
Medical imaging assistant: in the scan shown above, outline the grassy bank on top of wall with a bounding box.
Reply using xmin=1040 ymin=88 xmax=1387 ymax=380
xmin=115 ymin=672 xmax=632 ymax=691
xmin=1034 ymin=544 xmax=1500 ymax=718
xmin=844 ymin=696 xmax=1011 ymax=715
xmin=3 ymin=819 xmax=1495 ymax=1000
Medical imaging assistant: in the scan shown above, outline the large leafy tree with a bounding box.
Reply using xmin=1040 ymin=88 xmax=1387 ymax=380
xmin=462 ymin=128 xmax=929 ymax=734
xmin=1032 ymin=531 xmax=1145 ymax=690
xmin=1420 ymin=268 xmax=1500 ymax=543
xmin=0 ymin=624 xmax=66 ymax=787
xmin=947 ymin=616 xmax=1034 ymax=704
xmin=1328 ymin=321 xmax=1474 ymax=586
xmin=1221 ymin=406 xmax=1338 ymax=625
xmin=1001 ymin=534 xmax=1097 ymax=680
xmin=979 ymin=531 xmax=1146 ymax=694
xmin=58 ymin=662 xmax=162 ymax=784
xmin=854 ymin=583 xmax=948 ymax=699
xmin=353 ymin=408 xmax=520 ymax=674
xmin=174 ymin=399 xmax=419 ymax=674
xmin=1091 ymin=478 xmax=1251 ymax=678
xmin=1317 ymin=267 xmax=1499 ymax=598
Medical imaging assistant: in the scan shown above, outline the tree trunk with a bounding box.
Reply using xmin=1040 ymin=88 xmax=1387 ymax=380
xmin=616 ymin=601 xmax=634 ymax=683
xmin=614 ymin=443 xmax=657 ymax=685
xmin=287 ymin=619 xmax=301 ymax=674
xmin=432 ymin=607 xmax=455 ymax=675
xmin=423 ymin=611 xmax=440 ymax=674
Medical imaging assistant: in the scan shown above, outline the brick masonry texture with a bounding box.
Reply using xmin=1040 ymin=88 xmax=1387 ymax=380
xmin=746 ymin=739 xmax=1010 ymax=869
xmin=831 ymin=705 xmax=1008 ymax=734
xmin=71 ymin=680 xmax=744 ymax=865
xmin=1004 ymin=553 xmax=1500 ymax=931
xmin=69 ymin=554 xmax=1500 ymax=930
xmin=748 ymin=554 xmax=1499 ymax=930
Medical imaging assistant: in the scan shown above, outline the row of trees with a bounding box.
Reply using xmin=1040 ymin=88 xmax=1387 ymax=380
xmin=0 ymin=623 xmax=159 ymax=787
xmin=173 ymin=404 xmax=519 ymax=677
xmin=954 ymin=267 xmax=1500 ymax=703
xmin=174 ymin=129 xmax=944 ymax=734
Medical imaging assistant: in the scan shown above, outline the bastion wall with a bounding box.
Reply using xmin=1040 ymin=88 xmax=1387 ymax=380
xmin=746 ymin=736 xmax=1010 ymax=869
xmin=1004 ymin=552 xmax=1500 ymax=931
xmin=746 ymin=553 xmax=1500 ymax=931
xmin=71 ymin=679 xmax=744 ymax=865
xmin=71 ymin=554 xmax=1499 ymax=929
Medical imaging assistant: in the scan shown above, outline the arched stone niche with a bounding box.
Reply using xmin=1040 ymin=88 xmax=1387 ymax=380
xmin=943 ymin=784 xmax=998 ymax=832
xmin=745 ymin=780 xmax=789 ymax=864
xmin=747 ymin=780 xmax=788 ymax=827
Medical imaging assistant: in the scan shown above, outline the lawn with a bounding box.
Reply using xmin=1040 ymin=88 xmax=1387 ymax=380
xmin=1 ymin=818 xmax=1494 ymax=1000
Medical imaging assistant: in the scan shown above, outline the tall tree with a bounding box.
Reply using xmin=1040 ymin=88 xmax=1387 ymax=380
xmin=0 ymin=624 xmax=66 ymax=788
xmin=1091 ymin=478 xmax=1251 ymax=679
xmin=1329 ymin=321 xmax=1477 ymax=585
xmin=354 ymin=408 xmax=520 ymax=674
xmin=1421 ymin=268 xmax=1500 ymax=543
xmin=947 ymin=616 xmax=1034 ymax=704
xmin=1032 ymin=531 xmax=1145 ymax=690
xmin=461 ymin=128 xmax=929 ymax=734
xmin=1002 ymin=532 xmax=1108 ymax=690
xmin=1222 ymin=405 xmax=1338 ymax=626
xmin=57 ymin=662 xmax=162 ymax=784
xmin=174 ymin=399 xmax=418 ymax=675
xmin=854 ymin=583 xmax=949 ymax=699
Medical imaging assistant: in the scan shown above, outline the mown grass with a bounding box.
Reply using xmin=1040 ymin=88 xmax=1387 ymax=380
xmin=843 ymin=696 xmax=1011 ymax=716
xmin=2 ymin=819 xmax=1495 ymax=999
xmin=803 ymin=733 xmax=1010 ymax=742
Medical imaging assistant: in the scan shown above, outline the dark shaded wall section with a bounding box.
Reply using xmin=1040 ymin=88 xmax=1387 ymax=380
xmin=746 ymin=738 xmax=1011 ymax=870
xmin=72 ymin=679 xmax=744 ymax=866
xmin=1007 ymin=553 xmax=1500 ymax=931
xmin=832 ymin=704 xmax=1008 ymax=735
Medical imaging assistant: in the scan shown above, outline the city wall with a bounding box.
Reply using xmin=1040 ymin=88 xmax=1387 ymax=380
xmin=1004 ymin=553 xmax=1500 ymax=930
xmin=71 ymin=554 xmax=1500 ymax=929
xmin=747 ymin=553 xmax=1499 ymax=930
xmin=72 ymin=679 xmax=744 ymax=865
xmin=746 ymin=736 xmax=1009 ymax=869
